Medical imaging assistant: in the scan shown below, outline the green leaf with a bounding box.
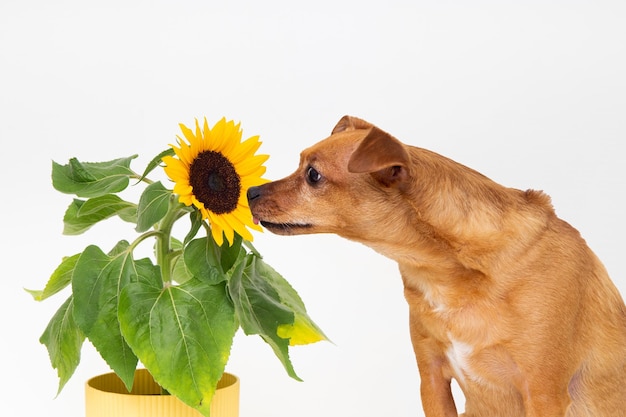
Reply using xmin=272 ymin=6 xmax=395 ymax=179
xmin=118 ymin=278 xmax=237 ymax=417
xmin=77 ymin=195 xmax=137 ymax=222
xmin=52 ymin=155 xmax=137 ymax=198
xmin=40 ymin=296 xmax=86 ymax=395
xmin=183 ymin=210 xmax=203 ymax=245
xmin=171 ymin=256 xmax=193 ymax=285
xmin=227 ymin=254 xmax=300 ymax=380
xmin=72 ymin=243 xmax=140 ymax=390
xmin=136 ymin=181 xmax=171 ymax=232
xmin=220 ymin=233 xmax=244 ymax=273
xmin=183 ymin=237 xmax=228 ymax=284
xmin=136 ymin=148 xmax=175 ymax=183
xmin=63 ymin=196 xmax=137 ymax=235
xmin=257 ymin=258 xmax=328 ymax=346
xmin=26 ymin=254 xmax=80 ymax=301
xmin=170 ymin=238 xmax=193 ymax=285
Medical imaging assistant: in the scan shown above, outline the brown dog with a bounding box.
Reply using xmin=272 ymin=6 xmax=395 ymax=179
xmin=247 ymin=116 xmax=626 ymax=417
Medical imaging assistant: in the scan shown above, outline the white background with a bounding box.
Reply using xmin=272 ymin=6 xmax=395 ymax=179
xmin=1 ymin=1 xmax=625 ymax=416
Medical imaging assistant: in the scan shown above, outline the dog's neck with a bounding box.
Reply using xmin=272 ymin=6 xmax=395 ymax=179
xmin=352 ymin=147 xmax=555 ymax=291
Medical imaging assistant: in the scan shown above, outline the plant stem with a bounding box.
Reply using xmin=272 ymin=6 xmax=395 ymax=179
xmin=156 ymin=195 xmax=185 ymax=284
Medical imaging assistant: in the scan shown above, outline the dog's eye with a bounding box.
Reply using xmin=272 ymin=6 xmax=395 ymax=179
xmin=306 ymin=166 xmax=322 ymax=185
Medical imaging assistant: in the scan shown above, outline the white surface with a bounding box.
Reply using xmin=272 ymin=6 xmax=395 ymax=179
xmin=2 ymin=1 xmax=625 ymax=416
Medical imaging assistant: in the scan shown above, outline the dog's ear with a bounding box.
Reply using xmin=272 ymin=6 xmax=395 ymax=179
xmin=348 ymin=126 xmax=410 ymax=188
xmin=331 ymin=115 xmax=373 ymax=134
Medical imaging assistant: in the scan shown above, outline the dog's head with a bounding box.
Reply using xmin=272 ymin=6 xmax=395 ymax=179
xmin=247 ymin=115 xmax=416 ymax=246
xmin=248 ymin=115 xmax=556 ymax=274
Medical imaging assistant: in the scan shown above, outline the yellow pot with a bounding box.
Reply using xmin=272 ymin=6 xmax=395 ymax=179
xmin=85 ymin=369 xmax=239 ymax=417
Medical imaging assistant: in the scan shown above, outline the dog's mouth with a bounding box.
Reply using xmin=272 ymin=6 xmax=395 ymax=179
xmin=253 ymin=217 xmax=313 ymax=234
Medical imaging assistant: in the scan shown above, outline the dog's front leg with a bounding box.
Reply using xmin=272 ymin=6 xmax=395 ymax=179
xmin=409 ymin=317 xmax=459 ymax=417
xmin=417 ymin=356 xmax=459 ymax=417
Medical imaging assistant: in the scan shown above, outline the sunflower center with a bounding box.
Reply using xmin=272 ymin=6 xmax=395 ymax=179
xmin=189 ymin=150 xmax=241 ymax=214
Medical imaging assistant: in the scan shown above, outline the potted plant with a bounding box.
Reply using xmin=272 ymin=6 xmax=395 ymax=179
xmin=28 ymin=117 xmax=327 ymax=417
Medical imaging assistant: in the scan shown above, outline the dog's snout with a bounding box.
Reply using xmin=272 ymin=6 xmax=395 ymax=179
xmin=247 ymin=185 xmax=262 ymax=204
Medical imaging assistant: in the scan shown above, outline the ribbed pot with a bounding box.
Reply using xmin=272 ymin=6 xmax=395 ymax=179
xmin=85 ymin=369 xmax=239 ymax=417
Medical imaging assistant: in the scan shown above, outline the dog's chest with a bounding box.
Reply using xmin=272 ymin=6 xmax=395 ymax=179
xmin=407 ymin=286 xmax=500 ymax=387
xmin=446 ymin=338 xmax=472 ymax=376
xmin=445 ymin=337 xmax=482 ymax=386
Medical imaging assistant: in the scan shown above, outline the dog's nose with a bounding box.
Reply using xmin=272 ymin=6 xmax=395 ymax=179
xmin=247 ymin=186 xmax=262 ymax=203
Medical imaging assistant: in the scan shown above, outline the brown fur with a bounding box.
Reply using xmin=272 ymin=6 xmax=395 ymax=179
xmin=247 ymin=116 xmax=626 ymax=417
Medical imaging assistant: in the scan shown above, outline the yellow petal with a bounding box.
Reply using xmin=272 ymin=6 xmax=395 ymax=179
xmin=215 ymin=212 xmax=237 ymax=245
xmin=209 ymin=117 xmax=228 ymax=152
xmin=232 ymin=212 xmax=253 ymax=241
xmin=178 ymin=193 xmax=194 ymax=206
xmin=173 ymin=182 xmax=193 ymax=197
xmin=173 ymin=136 xmax=194 ymax=166
xmin=210 ymin=223 xmax=225 ymax=246
xmin=228 ymin=134 xmax=259 ymax=164
xmin=207 ymin=213 xmax=231 ymax=245
xmin=240 ymin=176 xmax=270 ymax=189
xmin=233 ymin=205 xmax=262 ymax=233
xmin=237 ymin=156 xmax=269 ymax=177
xmin=179 ymin=123 xmax=197 ymax=146
xmin=220 ymin=122 xmax=241 ymax=156
xmin=163 ymin=160 xmax=190 ymax=182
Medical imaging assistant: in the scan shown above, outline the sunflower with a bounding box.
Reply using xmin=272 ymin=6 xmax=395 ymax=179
xmin=163 ymin=117 xmax=269 ymax=246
